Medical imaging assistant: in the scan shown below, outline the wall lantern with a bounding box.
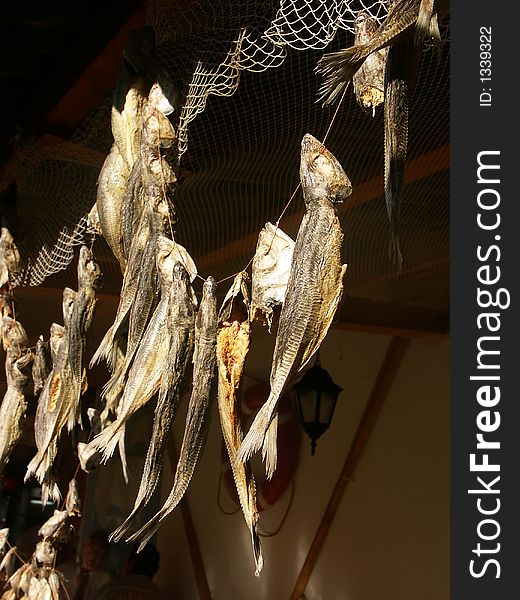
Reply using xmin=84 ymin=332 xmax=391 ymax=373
xmin=292 ymin=356 xmax=343 ymax=455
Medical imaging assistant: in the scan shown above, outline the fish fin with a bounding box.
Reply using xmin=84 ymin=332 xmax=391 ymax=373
xmin=237 ymin=400 xmax=274 ymax=464
xmin=88 ymin=421 xmax=123 ymax=464
xmin=315 ymin=46 xmax=366 ymax=105
xmin=25 ymin=452 xmax=43 ymax=482
xmin=118 ymin=432 xmax=129 ymax=483
xmin=251 ymin=522 xmax=264 ymax=577
xmin=261 ymin=413 xmax=278 ymax=480
xmin=89 ymin=326 xmax=114 ymax=368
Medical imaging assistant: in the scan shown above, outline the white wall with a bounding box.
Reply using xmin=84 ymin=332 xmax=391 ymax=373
xmin=154 ymin=329 xmax=449 ymax=600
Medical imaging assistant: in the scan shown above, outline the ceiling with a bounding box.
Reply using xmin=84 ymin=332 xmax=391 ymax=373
xmin=0 ymin=1 xmax=450 ymax=338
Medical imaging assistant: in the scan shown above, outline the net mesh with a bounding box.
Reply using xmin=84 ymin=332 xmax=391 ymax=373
xmin=2 ymin=0 xmax=450 ymax=309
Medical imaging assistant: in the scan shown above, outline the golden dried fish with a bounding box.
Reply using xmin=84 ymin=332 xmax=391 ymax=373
xmin=86 ymin=239 xmax=182 ymax=472
xmin=0 ymin=528 xmax=9 ymax=553
xmin=0 ymin=348 xmax=33 ymax=474
xmin=216 ymin=273 xmax=263 ymax=576
xmin=8 ymin=563 xmax=31 ymax=596
xmin=0 ymin=546 xmax=17 ymax=578
xmin=65 ymin=479 xmax=81 ymax=516
xmin=125 ymin=276 xmax=217 ymax=549
xmin=251 ymin=223 xmax=294 ymax=328
xmin=96 ymin=144 xmax=131 ymax=271
xmin=67 ymin=246 xmax=102 ymax=430
xmin=316 ymin=0 xmax=449 ymax=104
xmin=238 ymin=134 xmax=349 ymax=478
xmin=34 ymin=540 xmax=55 ymax=566
xmin=112 ymin=262 xmax=195 ymax=541
xmin=1 ymin=315 xmax=28 ymax=353
xmin=37 ymin=511 xmax=68 ymax=540
xmin=0 ymin=228 xmax=21 ymax=287
xmin=32 ymin=336 xmax=51 ymax=397
xmin=352 ymin=13 xmax=387 ymax=113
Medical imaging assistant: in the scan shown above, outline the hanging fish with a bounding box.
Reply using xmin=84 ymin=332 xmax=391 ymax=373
xmin=383 ymin=35 xmax=421 ymax=274
xmin=66 ymin=246 xmax=102 ymax=430
xmin=0 ymin=344 xmax=33 ymax=475
xmin=0 ymin=546 xmax=18 ymax=579
xmin=238 ymin=134 xmax=349 ymax=479
xmin=111 ymin=262 xmax=196 ymax=541
xmin=250 ymin=223 xmax=294 ymax=328
xmin=65 ymin=479 xmax=81 ymax=517
xmin=215 ymin=273 xmax=263 ymax=576
xmin=86 ymin=239 xmax=189 ymax=477
xmin=125 ymin=276 xmax=218 ymax=549
xmin=315 ymin=0 xmax=449 ymax=105
xmin=352 ymin=12 xmax=387 ymax=114
xmin=32 ymin=336 xmax=51 ymax=397
xmin=0 ymin=228 xmax=21 ymax=288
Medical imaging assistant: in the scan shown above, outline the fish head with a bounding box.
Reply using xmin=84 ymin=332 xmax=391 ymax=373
xmin=78 ymin=246 xmax=103 ymax=290
xmin=1 ymin=316 xmax=28 ymax=352
xmin=300 ymin=134 xmax=352 ymax=205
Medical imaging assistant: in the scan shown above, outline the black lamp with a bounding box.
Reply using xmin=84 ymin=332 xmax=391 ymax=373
xmin=292 ymin=355 xmax=343 ymax=455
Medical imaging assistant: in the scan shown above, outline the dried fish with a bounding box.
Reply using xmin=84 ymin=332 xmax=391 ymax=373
xmin=67 ymin=246 xmax=102 ymax=430
xmin=125 ymin=276 xmax=217 ymax=549
xmin=250 ymin=223 xmax=294 ymax=328
xmin=352 ymin=13 xmax=387 ymax=113
xmin=96 ymin=144 xmax=131 ymax=271
xmin=112 ymin=262 xmax=196 ymax=541
xmin=0 ymin=528 xmax=9 ymax=553
xmin=34 ymin=540 xmax=55 ymax=566
xmin=316 ymin=0 xmax=449 ymax=104
xmin=0 ymin=228 xmax=21 ymax=287
xmin=32 ymin=336 xmax=51 ymax=398
xmin=65 ymin=479 xmax=81 ymax=516
xmin=0 ymin=546 xmax=17 ymax=578
xmin=1 ymin=315 xmax=28 ymax=354
xmin=238 ymin=134 xmax=349 ymax=479
xmin=216 ymin=273 xmax=263 ymax=576
xmin=86 ymin=239 xmax=183 ymax=473
xmin=383 ymin=36 xmax=421 ymax=274
xmin=0 ymin=349 xmax=33 ymax=474
xmin=38 ymin=511 xmax=68 ymax=540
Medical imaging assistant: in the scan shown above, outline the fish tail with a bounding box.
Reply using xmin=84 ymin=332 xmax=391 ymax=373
xmin=236 ymin=400 xmax=274 ymax=464
xmin=388 ymin=235 xmax=403 ymax=277
xmin=25 ymin=452 xmax=43 ymax=482
xmin=89 ymin=422 xmax=122 ymax=463
xmin=315 ymin=46 xmax=367 ymax=105
xmin=251 ymin=523 xmax=264 ymax=577
xmin=41 ymin=480 xmax=62 ymax=507
xmin=261 ymin=413 xmax=278 ymax=480
xmin=89 ymin=327 xmax=114 ymax=369
xmin=118 ymin=433 xmax=129 ymax=483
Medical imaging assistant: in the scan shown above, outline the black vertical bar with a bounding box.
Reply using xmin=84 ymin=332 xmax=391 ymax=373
xmin=452 ymin=1 xmax=520 ymax=598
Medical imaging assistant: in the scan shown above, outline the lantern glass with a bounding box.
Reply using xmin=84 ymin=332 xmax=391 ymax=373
xmin=292 ymin=361 xmax=342 ymax=455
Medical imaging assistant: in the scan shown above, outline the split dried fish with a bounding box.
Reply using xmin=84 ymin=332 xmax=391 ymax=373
xmin=126 ymin=276 xmax=218 ymax=549
xmin=34 ymin=540 xmax=55 ymax=566
xmin=0 ymin=347 xmax=33 ymax=474
xmin=216 ymin=273 xmax=263 ymax=576
xmin=112 ymin=262 xmax=196 ymax=541
xmin=37 ymin=511 xmax=68 ymax=540
xmin=1 ymin=315 xmax=28 ymax=353
xmin=352 ymin=13 xmax=387 ymax=113
xmin=250 ymin=223 xmax=294 ymax=328
xmin=65 ymin=479 xmax=81 ymax=516
xmin=32 ymin=336 xmax=51 ymax=397
xmin=238 ymin=134 xmax=349 ymax=479
xmin=316 ymin=0 xmax=449 ymax=105
xmin=67 ymin=246 xmax=102 ymax=430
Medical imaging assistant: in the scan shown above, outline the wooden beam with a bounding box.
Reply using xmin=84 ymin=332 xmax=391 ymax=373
xmin=44 ymin=6 xmax=146 ymax=137
xmin=289 ymin=337 xmax=410 ymax=600
xmin=196 ymin=145 xmax=449 ymax=274
xmin=166 ymin=438 xmax=212 ymax=600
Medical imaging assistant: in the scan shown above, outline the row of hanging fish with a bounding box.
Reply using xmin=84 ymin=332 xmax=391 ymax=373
xmin=0 ymin=293 xmax=33 ymax=477
xmin=24 ymin=245 xmax=102 ymax=504
xmin=0 ymin=479 xmax=81 ymax=599
xmin=316 ymin=0 xmax=449 ymax=273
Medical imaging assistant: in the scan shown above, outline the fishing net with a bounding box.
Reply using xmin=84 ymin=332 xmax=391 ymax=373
xmin=2 ymin=0 xmax=450 ymax=310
